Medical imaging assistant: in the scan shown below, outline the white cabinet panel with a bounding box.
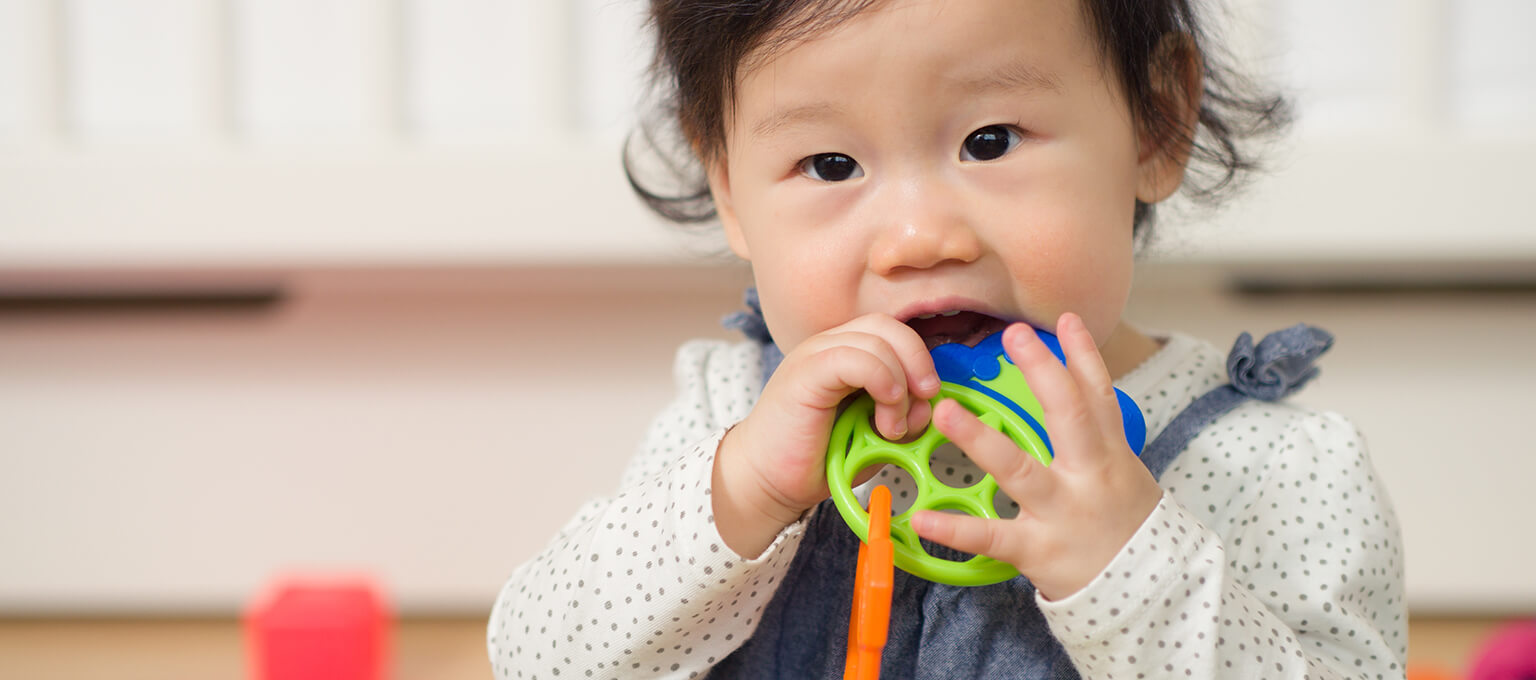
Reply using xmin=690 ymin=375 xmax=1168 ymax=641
xmin=0 ymin=0 xmax=40 ymax=140
xmin=0 ymin=147 xmax=699 ymax=268
xmin=232 ymin=0 xmax=376 ymax=141
xmin=1451 ymin=0 xmax=1536 ymax=131
xmin=403 ymin=0 xmax=549 ymax=142
xmin=1275 ymin=0 xmax=1400 ymax=133
xmin=1154 ymin=139 xmax=1536 ymax=265
xmin=65 ymin=0 xmax=217 ymax=140
xmin=570 ymin=0 xmax=650 ymax=138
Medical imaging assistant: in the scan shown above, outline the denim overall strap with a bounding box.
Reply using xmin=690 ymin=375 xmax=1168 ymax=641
xmin=1137 ymin=324 xmax=1333 ymax=478
xmin=722 ymin=288 xmax=785 ymax=383
xmin=715 ymin=296 xmax=1332 ymax=678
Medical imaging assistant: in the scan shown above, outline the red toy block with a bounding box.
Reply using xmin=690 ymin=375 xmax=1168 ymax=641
xmin=246 ymin=575 xmax=392 ymax=680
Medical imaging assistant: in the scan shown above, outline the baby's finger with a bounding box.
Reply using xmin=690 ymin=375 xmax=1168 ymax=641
xmin=839 ymin=313 xmax=941 ymax=400
xmin=1003 ymin=322 xmax=1098 ymax=463
xmin=910 ymin=510 xmax=1022 ymax=566
xmin=1057 ymin=313 xmax=1127 ymax=451
xmin=804 ymin=330 xmax=910 ymax=396
xmin=804 ymin=344 xmax=906 ymax=436
xmin=836 ymin=335 xmax=917 ymax=441
xmin=904 ymin=398 xmax=934 ymax=441
xmin=932 ymin=399 xmax=1053 ymax=510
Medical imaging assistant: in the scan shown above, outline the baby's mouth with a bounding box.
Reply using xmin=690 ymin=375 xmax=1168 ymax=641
xmin=904 ymin=311 xmax=1011 ymax=351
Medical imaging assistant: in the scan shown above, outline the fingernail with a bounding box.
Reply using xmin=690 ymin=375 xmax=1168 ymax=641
xmin=1007 ymin=323 xmax=1033 ymax=348
xmin=934 ymin=400 xmax=959 ymax=428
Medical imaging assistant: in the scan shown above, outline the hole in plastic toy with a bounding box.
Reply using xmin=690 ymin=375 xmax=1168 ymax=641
xmin=929 ymin=441 xmax=984 ymax=488
xmin=854 ymin=464 xmax=918 ymax=515
xmin=917 ymin=535 xmax=977 ymax=564
xmin=992 ymin=489 xmax=1020 ymax=519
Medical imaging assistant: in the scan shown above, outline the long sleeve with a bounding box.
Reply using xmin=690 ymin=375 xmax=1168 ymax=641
xmin=1039 ymin=410 xmax=1407 ymax=679
xmin=488 ymin=340 xmax=809 ymax=679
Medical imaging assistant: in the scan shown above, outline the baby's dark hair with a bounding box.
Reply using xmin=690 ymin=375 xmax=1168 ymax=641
xmin=624 ymin=0 xmax=1291 ymax=238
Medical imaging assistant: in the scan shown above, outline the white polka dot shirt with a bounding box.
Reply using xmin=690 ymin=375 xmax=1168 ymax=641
xmin=488 ymin=332 xmax=1407 ymax=679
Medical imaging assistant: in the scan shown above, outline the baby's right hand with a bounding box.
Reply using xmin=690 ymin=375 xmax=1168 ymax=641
xmin=711 ymin=314 xmax=940 ymax=558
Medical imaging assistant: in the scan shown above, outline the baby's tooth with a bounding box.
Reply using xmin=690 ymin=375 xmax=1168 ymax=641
xmin=940 ymin=310 xmax=961 ymax=317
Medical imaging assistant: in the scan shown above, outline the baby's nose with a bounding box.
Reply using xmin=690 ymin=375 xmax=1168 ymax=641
xmin=867 ymin=183 xmax=982 ymax=274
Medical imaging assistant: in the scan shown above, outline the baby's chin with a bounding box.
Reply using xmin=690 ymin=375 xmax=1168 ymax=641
xmin=904 ymin=311 xmax=1012 ymax=351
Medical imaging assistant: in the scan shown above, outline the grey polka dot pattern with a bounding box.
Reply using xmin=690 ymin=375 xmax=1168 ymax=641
xmin=1039 ymin=333 xmax=1406 ymax=679
xmin=487 ymin=340 xmax=800 ymax=680
xmin=489 ymin=333 xmax=1406 ymax=679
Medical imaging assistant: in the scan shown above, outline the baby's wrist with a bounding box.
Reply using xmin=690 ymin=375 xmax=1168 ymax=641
xmin=711 ymin=424 xmax=805 ymax=558
xmin=1034 ymin=492 xmax=1171 ymax=603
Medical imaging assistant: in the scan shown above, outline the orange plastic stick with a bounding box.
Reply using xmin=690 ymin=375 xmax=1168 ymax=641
xmin=844 ymin=485 xmax=894 ymax=680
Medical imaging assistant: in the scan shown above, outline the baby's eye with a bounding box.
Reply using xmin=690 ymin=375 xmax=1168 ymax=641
xmin=798 ymin=153 xmax=864 ymax=182
xmin=960 ymin=125 xmax=1022 ymax=162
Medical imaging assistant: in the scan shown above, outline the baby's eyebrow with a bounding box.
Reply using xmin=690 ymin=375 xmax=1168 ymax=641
xmin=750 ymin=101 xmax=843 ymax=139
xmin=949 ymin=58 xmax=1064 ymax=96
xmin=747 ymin=59 xmax=1061 ymax=139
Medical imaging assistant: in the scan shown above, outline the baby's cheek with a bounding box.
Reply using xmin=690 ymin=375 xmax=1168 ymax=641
xmin=776 ymin=270 xmax=865 ymax=344
xmin=756 ymin=281 xmax=829 ymax=351
xmin=1053 ymin=231 xmax=1135 ymax=339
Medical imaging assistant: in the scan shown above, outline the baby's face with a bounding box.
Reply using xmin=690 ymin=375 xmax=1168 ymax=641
xmin=708 ymin=0 xmax=1184 ymax=355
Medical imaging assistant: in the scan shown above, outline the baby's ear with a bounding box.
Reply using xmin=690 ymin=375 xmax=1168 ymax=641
xmin=1135 ymin=32 xmax=1203 ymax=204
xmin=707 ymin=157 xmax=751 ymax=260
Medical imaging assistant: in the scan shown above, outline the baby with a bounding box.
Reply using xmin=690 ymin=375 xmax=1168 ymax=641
xmin=490 ymin=0 xmax=1406 ymax=677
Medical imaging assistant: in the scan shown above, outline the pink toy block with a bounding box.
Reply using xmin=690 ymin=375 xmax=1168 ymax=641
xmin=246 ymin=575 xmax=392 ymax=680
xmin=1468 ymin=619 xmax=1536 ymax=680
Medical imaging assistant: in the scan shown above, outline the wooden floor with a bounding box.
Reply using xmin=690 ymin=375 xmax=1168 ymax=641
xmin=0 ymin=616 xmax=1514 ymax=679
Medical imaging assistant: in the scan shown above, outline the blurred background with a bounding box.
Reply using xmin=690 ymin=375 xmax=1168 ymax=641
xmin=0 ymin=0 xmax=1532 ymax=677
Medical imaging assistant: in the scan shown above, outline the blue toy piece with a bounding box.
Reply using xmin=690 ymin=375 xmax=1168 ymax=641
xmin=825 ymin=327 xmax=1147 ymax=586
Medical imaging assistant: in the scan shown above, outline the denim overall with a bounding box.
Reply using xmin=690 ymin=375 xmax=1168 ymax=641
xmin=714 ymin=290 xmax=1333 ymax=679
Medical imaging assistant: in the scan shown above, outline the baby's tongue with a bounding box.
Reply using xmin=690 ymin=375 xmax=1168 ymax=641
xmin=906 ymin=312 xmax=1009 ymax=351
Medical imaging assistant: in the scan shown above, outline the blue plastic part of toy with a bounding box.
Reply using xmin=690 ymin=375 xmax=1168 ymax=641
xmin=931 ymin=328 xmax=1146 ymax=455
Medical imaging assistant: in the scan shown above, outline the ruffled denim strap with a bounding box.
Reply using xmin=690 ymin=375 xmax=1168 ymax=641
xmin=1138 ymin=324 xmax=1334 ymax=478
xmin=721 ymin=287 xmax=784 ymax=383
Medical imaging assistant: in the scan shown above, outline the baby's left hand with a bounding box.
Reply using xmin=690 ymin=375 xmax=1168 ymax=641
xmin=910 ymin=313 xmax=1163 ymax=601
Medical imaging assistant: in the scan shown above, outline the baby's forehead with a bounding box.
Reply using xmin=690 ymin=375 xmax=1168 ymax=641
xmin=734 ymin=0 xmax=1098 ymax=81
xmin=733 ymin=2 xmax=1104 ymax=104
xmin=733 ymin=5 xmax=872 ymax=79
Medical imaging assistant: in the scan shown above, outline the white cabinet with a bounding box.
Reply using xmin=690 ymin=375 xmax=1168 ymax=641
xmin=0 ymin=146 xmax=701 ymax=268
xmin=232 ymin=0 xmax=382 ymax=141
xmin=62 ymin=0 xmax=220 ymax=141
xmin=0 ymin=0 xmax=1531 ymax=271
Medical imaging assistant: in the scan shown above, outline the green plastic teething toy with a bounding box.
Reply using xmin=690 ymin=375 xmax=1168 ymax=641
xmin=825 ymin=328 xmax=1147 ymax=587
